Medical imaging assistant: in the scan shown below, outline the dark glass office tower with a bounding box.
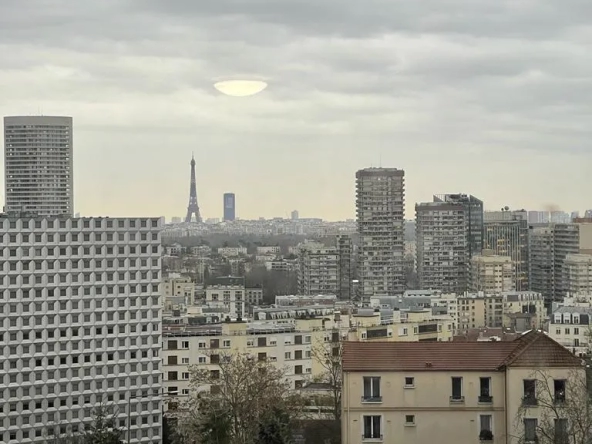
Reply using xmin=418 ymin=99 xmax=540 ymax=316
xmin=223 ymin=193 xmax=235 ymax=221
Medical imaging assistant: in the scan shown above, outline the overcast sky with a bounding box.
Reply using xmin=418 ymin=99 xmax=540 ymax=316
xmin=1 ymin=0 xmax=590 ymax=220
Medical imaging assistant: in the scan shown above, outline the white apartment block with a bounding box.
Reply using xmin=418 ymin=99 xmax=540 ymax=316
xmin=4 ymin=116 xmax=74 ymax=216
xmin=356 ymin=168 xmax=406 ymax=303
xmin=564 ymin=253 xmax=592 ymax=295
xmin=470 ymin=251 xmax=515 ymax=294
xmin=256 ymin=246 xmax=281 ymax=255
xmin=163 ymin=321 xmax=317 ymax=406
xmin=216 ymin=247 xmax=247 ymax=257
xmin=0 ymin=216 xmax=163 ymax=444
xmin=205 ymin=279 xmax=246 ymax=320
xmin=549 ymin=306 xmax=592 ymax=357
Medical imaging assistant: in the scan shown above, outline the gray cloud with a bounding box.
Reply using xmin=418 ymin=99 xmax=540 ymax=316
xmin=0 ymin=0 xmax=590 ymax=219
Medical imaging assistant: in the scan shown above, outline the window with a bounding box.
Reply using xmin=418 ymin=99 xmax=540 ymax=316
xmin=524 ymin=418 xmax=537 ymax=443
xmin=363 ymin=377 xmax=381 ymax=402
xmin=554 ymin=379 xmax=566 ymax=403
xmin=362 ymin=415 xmax=381 ymax=440
xmin=554 ymin=418 xmax=568 ymax=444
xmin=523 ymin=380 xmax=537 ymax=406
xmin=405 ymin=415 xmax=415 ymax=426
xmin=451 ymin=377 xmax=463 ymax=402
xmin=479 ymin=377 xmax=492 ymax=402
xmin=479 ymin=415 xmax=493 ymax=440
xmin=404 ymin=377 xmax=414 ymax=388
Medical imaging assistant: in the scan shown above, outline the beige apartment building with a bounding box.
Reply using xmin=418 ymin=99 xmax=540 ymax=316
xmin=470 ymin=250 xmax=515 ymax=294
xmin=342 ymin=331 xmax=585 ymax=444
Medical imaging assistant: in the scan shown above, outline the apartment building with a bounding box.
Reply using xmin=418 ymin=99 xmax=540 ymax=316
xmin=162 ymin=319 xmax=325 ymax=404
xmin=297 ymin=242 xmax=339 ymax=295
xmin=416 ymin=194 xmax=483 ymax=294
xmin=548 ymin=306 xmax=592 ymax=357
xmin=4 ymin=116 xmax=74 ymax=216
xmin=502 ymin=291 xmax=546 ymax=331
xmin=483 ymin=210 xmax=529 ymax=290
xmin=0 ymin=215 xmax=163 ymax=444
xmin=162 ymin=274 xmax=194 ymax=299
xmin=337 ymin=234 xmax=354 ymax=300
xmin=564 ymin=253 xmax=592 ymax=295
xmin=205 ymin=276 xmax=246 ymax=319
xmin=530 ymin=223 xmax=592 ymax=304
xmin=356 ymin=168 xmax=406 ymax=303
xmin=342 ymin=331 xmax=584 ymax=444
xmin=470 ymin=250 xmax=515 ymax=294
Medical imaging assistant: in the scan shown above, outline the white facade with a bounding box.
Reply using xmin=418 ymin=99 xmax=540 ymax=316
xmin=4 ymin=116 xmax=74 ymax=216
xmin=0 ymin=216 xmax=163 ymax=444
xmin=205 ymin=285 xmax=245 ymax=319
xmin=549 ymin=306 xmax=592 ymax=356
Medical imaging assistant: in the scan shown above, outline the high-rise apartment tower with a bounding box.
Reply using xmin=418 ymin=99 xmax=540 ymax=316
xmin=416 ymin=194 xmax=483 ymax=294
xmin=356 ymin=168 xmax=405 ymax=303
xmin=4 ymin=116 xmax=73 ymax=216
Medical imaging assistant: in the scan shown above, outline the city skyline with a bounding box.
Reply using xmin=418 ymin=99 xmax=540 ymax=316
xmin=0 ymin=1 xmax=591 ymax=220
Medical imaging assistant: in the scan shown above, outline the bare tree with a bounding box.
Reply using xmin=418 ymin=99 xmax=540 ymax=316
xmin=178 ymin=352 xmax=305 ymax=444
xmin=513 ymin=368 xmax=592 ymax=444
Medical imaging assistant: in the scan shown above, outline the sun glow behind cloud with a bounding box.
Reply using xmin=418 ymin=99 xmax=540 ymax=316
xmin=213 ymin=80 xmax=268 ymax=97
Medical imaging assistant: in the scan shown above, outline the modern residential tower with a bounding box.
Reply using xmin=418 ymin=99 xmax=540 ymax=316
xmin=4 ymin=116 xmax=73 ymax=216
xmin=356 ymin=168 xmax=405 ymax=303
xmin=416 ymin=194 xmax=484 ymax=294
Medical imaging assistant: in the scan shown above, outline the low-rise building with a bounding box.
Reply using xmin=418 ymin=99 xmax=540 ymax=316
xmin=342 ymin=331 xmax=584 ymax=444
xmin=548 ymin=306 xmax=592 ymax=357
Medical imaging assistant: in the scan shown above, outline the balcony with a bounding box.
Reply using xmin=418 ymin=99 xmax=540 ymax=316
xmin=478 ymin=395 xmax=493 ymax=404
xmin=361 ymin=396 xmax=383 ymax=403
xmin=522 ymin=396 xmax=538 ymax=407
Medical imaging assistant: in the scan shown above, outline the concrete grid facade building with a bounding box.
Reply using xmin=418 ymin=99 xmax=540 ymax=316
xmin=356 ymin=168 xmax=405 ymax=304
xmin=564 ymin=253 xmax=592 ymax=295
xmin=4 ymin=116 xmax=73 ymax=216
xmin=416 ymin=194 xmax=483 ymax=294
xmin=0 ymin=216 xmax=163 ymax=444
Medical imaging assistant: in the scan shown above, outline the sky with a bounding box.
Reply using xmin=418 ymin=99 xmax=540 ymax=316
xmin=0 ymin=0 xmax=591 ymax=221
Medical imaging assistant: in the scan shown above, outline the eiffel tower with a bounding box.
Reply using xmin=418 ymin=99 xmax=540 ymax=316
xmin=185 ymin=154 xmax=202 ymax=223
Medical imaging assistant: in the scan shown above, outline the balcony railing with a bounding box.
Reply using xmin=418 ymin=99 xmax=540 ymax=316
xmin=361 ymin=396 xmax=383 ymax=403
xmin=522 ymin=396 xmax=538 ymax=407
xmin=478 ymin=395 xmax=493 ymax=403
xmin=362 ymin=434 xmax=383 ymax=441
xmin=450 ymin=395 xmax=465 ymax=403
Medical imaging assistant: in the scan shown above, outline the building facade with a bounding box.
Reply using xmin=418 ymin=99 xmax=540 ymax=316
xmin=222 ymin=193 xmax=235 ymax=222
xmin=356 ymin=168 xmax=405 ymax=303
xmin=0 ymin=215 xmax=163 ymax=444
xmin=416 ymin=194 xmax=484 ymax=294
xmin=564 ymin=253 xmax=592 ymax=295
xmin=205 ymin=276 xmax=246 ymax=320
xmin=483 ymin=210 xmax=529 ymax=290
xmin=470 ymin=251 xmax=515 ymax=294
xmin=342 ymin=332 xmax=584 ymax=444
xmin=4 ymin=116 xmax=74 ymax=216
xmin=297 ymin=242 xmax=339 ymax=295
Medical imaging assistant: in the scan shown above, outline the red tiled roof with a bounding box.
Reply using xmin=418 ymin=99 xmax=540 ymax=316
xmin=342 ymin=331 xmax=584 ymax=372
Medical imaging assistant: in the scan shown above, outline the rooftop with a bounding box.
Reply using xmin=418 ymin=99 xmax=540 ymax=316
xmin=342 ymin=331 xmax=583 ymax=372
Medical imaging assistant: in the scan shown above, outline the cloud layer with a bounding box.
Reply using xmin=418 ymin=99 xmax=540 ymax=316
xmin=0 ymin=0 xmax=590 ymax=219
